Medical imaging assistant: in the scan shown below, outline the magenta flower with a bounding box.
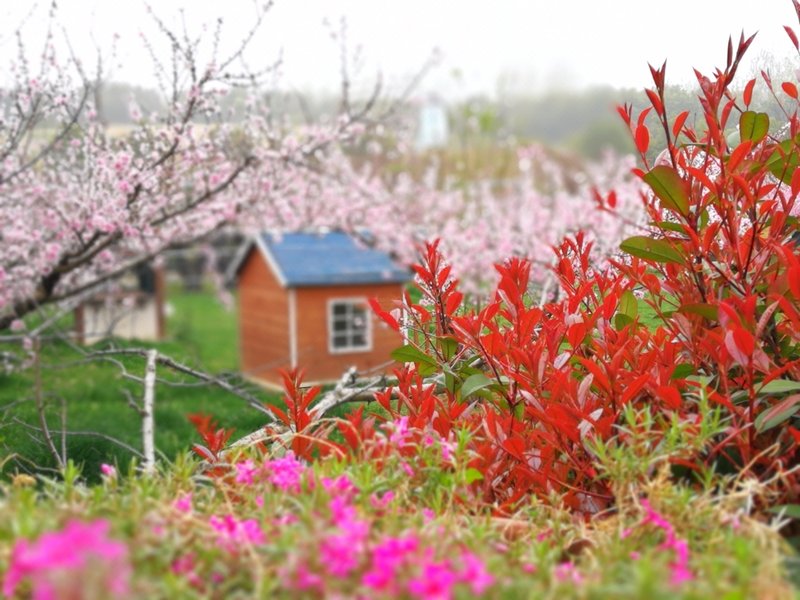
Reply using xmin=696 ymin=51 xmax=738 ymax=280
xmin=100 ymin=463 xmax=117 ymax=479
xmin=173 ymin=492 xmax=193 ymax=514
xmin=234 ymin=459 xmax=259 ymax=485
xmin=458 ymin=551 xmax=494 ymax=594
xmin=3 ymin=519 xmax=130 ymax=599
xmin=553 ymin=561 xmax=584 ymax=584
xmin=362 ymin=534 xmax=419 ymax=593
xmin=209 ymin=514 xmax=265 ymax=551
xmin=265 ymin=452 xmax=305 ymax=492
xmin=408 ymin=556 xmax=459 ymax=600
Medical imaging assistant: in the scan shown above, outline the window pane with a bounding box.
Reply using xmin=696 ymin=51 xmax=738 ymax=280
xmin=351 ymin=307 xmax=367 ymax=331
xmin=333 ymin=318 xmax=348 ymax=332
xmin=332 ymin=303 xmax=347 ymax=317
xmin=352 ymin=333 xmax=367 ymax=347
xmin=332 ymin=334 xmax=348 ymax=348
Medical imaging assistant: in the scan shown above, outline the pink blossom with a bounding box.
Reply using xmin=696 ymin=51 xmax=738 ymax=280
xmin=458 ymin=551 xmax=494 ymax=594
xmin=209 ymin=514 xmax=265 ymax=551
xmin=362 ymin=534 xmax=419 ymax=592
xmin=100 ymin=463 xmax=117 ymax=478
xmin=174 ymin=492 xmax=193 ymax=514
xmin=265 ymin=452 xmax=305 ymax=492
xmin=408 ymin=556 xmax=459 ymax=600
xmin=635 ymin=499 xmax=694 ymax=586
xmin=553 ymin=561 xmax=584 ymax=585
xmin=388 ymin=416 xmax=410 ymax=446
xmin=292 ymin=564 xmax=323 ymax=591
xmin=234 ymin=459 xmax=259 ymax=485
xmin=369 ymin=490 xmax=395 ymax=510
xmin=321 ymin=473 xmax=358 ymax=498
xmin=3 ymin=519 xmax=130 ymax=599
xmin=172 ymin=553 xmax=202 ymax=588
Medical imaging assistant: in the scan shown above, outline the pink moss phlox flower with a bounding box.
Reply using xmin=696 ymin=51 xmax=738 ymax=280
xmin=370 ymin=490 xmax=395 ymax=510
xmin=441 ymin=441 xmax=455 ymax=463
xmin=209 ymin=514 xmax=265 ymax=550
xmin=174 ymin=492 xmax=193 ymax=514
xmin=171 ymin=553 xmax=202 ymax=588
xmin=408 ymin=553 xmax=459 ymax=600
xmin=554 ymin=561 xmax=584 ymax=585
xmin=3 ymin=519 xmax=130 ymax=599
xmin=522 ymin=562 xmax=538 ymax=573
xmin=293 ymin=564 xmax=323 ymax=591
xmin=265 ymin=452 xmax=306 ymax=492
xmin=234 ymin=459 xmax=260 ymax=485
xmin=401 ymin=462 xmax=415 ymax=477
xmin=100 ymin=463 xmax=117 ymax=478
xmin=320 ymin=496 xmax=370 ymax=577
xmin=274 ymin=513 xmax=298 ymax=527
xmin=458 ymin=551 xmax=494 ymax=594
xmin=638 ymin=499 xmax=694 ymax=586
xmin=362 ymin=534 xmax=419 ymax=592
xmin=422 ymin=508 xmax=436 ymax=524
xmin=321 ymin=473 xmax=358 ymax=499
xmin=388 ymin=416 xmax=410 ymax=447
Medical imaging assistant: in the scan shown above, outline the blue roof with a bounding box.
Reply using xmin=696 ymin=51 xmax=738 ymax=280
xmin=259 ymin=231 xmax=411 ymax=287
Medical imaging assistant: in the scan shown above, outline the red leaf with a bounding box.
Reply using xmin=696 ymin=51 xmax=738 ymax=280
xmin=789 ymin=265 xmax=800 ymax=298
xmin=791 ymin=167 xmax=800 ymax=197
xmin=783 ymin=81 xmax=799 ymax=99
xmin=635 ymin=124 xmax=650 ymax=154
xmin=369 ymin=297 xmax=400 ymax=331
xmin=672 ymin=111 xmax=689 ymax=137
xmin=743 ymin=79 xmax=756 ymax=107
xmin=728 ymin=140 xmax=752 ymax=172
xmin=785 ymin=25 xmax=799 ymax=50
xmin=501 ymin=437 xmax=526 ymax=461
xmin=656 ymin=386 xmax=682 ymax=410
xmin=620 ymin=373 xmax=651 ymax=405
xmin=645 ymin=89 xmax=663 ymax=114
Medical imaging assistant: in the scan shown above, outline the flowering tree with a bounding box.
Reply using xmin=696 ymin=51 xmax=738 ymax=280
xmin=0 ymin=5 xmax=380 ymax=333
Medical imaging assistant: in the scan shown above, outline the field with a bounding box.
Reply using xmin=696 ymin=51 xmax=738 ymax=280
xmin=0 ymin=289 xmax=278 ymax=479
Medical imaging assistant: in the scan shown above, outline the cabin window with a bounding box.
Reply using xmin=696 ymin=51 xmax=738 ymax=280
xmin=328 ymin=299 xmax=372 ymax=353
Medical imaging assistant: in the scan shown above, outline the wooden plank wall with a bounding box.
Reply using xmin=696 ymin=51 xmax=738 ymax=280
xmin=238 ymin=250 xmax=291 ymax=384
xmin=294 ymin=283 xmax=405 ymax=383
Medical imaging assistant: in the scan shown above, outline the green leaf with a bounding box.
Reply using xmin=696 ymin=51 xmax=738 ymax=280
xmin=614 ymin=290 xmax=638 ymax=330
xmin=769 ymin=504 xmax=800 ymax=519
xmin=620 ymin=236 xmax=684 ymax=265
xmin=670 ymin=364 xmax=695 ymax=380
xmin=391 ymin=344 xmax=438 ymax=368
xmin=678 ymin=303 xmax=719 ymax=321
xmin=460 ymin=373 xmax=494 ymax=398
xmin=614 ymin=314 xmax=634 ymax=330
xmin=757 ymin=379 xmax=800 ymax=395
xmin=643 ymin=165 xmax=690 ymax=216
xmin=754 ymin=394 xmax=800 ymax=433
xmin=438 ymin=336 xmax=458 ymax=361
xmin=739 ymin=111 xmax=769 ymax=144
xmin=652 ymin=220 xmax=687 ymax=234
xmin=464 ymin=467 xmax=484 ymax=484
xmin=618 ymin=290 xmax=638 ymax=320
xmin=765 ymin=136 xmax=800 ymax=183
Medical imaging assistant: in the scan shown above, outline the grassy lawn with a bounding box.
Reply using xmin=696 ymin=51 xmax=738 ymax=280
xmin=0 ymin=288 xmax=279 ymax=479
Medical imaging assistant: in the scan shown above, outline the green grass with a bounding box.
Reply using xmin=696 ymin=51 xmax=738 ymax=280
xmin=0 ymin=288 xmax=279 ymax=479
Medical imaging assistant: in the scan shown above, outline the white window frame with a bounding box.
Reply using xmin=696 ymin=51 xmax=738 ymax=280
xmin=327 ymin=297 xmax=373 ymax=354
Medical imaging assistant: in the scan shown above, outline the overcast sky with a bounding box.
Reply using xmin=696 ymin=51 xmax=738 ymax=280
xmin=1 ymin=1 xmax=797 ymax=98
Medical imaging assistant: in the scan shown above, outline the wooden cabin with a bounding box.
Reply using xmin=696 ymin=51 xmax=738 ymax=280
xmin=230 ymin=232 xmax=411 ymax=386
